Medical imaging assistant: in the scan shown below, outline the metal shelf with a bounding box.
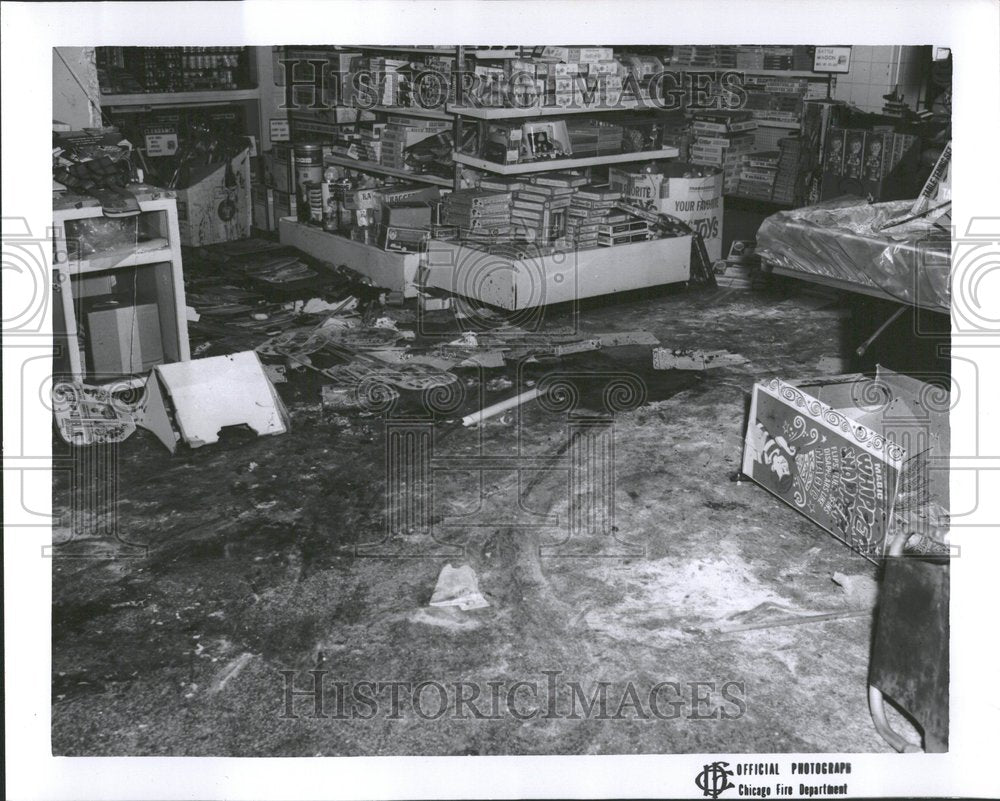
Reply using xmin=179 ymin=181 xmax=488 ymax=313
xmin=323 ymin=154 xmax=453 ymax=186
xmin=753 ymin=120 xmax=801 ymax=129
xmin=452 ymin=148 xmax=679 ymax=175
xmin=448 ymin=99 xmax=648 ymax=119
xmin=101 ymin=89 xmax=260 ymax=107
xmin=663 ymin=68 xmax=823 ymax=78
xmin=366 ymin=104 xmax=453 ymax=120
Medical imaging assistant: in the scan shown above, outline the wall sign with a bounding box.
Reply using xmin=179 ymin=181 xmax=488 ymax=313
xmin=269 ymin=118 xmax=291 ymax=142
xmin=144 ymin=126 xmax=178 ymax=157
xmin=814 ymin=46 xmax=852 ymax=73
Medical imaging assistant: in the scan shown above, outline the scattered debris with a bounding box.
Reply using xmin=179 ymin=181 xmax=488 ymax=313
xmin=429 ymin=564 xmax=490 ymax=611
xmin=486 ymin=376 xmax=513 ymax=392
xmin=207 ymin=652 xmax=255 ymax=696
xmin=831 ymin=572 xmax=879 ymax=607
xmin=653 ymin=348 xmax=749 ymax=371
xmin=52 ymin=381 xmax=137 ymax=446
xmin=137 ymin=351 xmax=289 ymax=453
xmin=462 ymin=385 xmax=548 ymax=427
xmin=262 ymin=363 xmax=288 ymax=384
xmin=708 ymin=601 xmax=871 ymax=635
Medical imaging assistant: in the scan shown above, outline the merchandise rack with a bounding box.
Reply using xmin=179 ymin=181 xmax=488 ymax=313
xmin=279 ymin=45 xmax=694 ymax=307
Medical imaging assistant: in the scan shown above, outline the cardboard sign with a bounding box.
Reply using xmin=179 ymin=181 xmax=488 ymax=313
xmin=814 ymin=46 xmax=852 ymax=73
xmin=144 ymin=127 xmax=179 ymax=157
xmin=269 ymin=118 xmax=291 ymax=142
xmin=743 ymin=377 xmax=904 ymax=561
xmin=608 ymin=163 xmax=724 ymax=261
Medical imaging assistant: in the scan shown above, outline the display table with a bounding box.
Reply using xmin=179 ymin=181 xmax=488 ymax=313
xmin=421 ymin=235 xmax=692 ymax=310
xmin=278 ymin=218 xmax=422 ymax=297
xmin=756 ymin=198 xmax=950 ymax=313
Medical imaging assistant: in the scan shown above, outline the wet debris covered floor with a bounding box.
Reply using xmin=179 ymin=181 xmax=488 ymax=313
xmin=52 ymin=241 xmax=905 ymax=755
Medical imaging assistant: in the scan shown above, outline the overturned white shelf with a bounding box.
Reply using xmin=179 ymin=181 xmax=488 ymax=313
xmin=452 ymin=147 xmax=679 ymax=175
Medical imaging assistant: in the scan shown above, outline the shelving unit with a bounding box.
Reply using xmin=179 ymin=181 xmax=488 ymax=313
xmin=279 ymin=45 xmax=693 ymax=307
xmin=53 ymin=187 xmax=190 ymax=388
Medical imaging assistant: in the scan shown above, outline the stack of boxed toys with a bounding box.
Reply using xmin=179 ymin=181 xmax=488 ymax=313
xmin=565 ymin=119 xmax=625 ymax=158
xmin=441 ymin=188 xmax=512 ymax=247
xmin=494 ymin=47 xmax=625 ymax=110
xmin=690 ymin=110 xmax=757 ymax=193
xmin=597 ymin=210 xmax=651 ymax=247
xmin=504 ymin=172 xmax=581 ymax=243
xmin=737 ymin=151 xmax=780 ymax=200
xmin=566 ymin=184 xmax=624 ymax=249
xmin=380 ymin=117 xmax=451 ymax=173
xmin=772 ymin=135 xmax=806 ymax=204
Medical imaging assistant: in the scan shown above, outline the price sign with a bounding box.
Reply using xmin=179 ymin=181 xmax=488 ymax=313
xmin=269 ymin=118 xmax=291 ymax=142
xmin=814 ymin=46 xmax=852 ymax=73
xmin=144 ymin=127 xmax=178 ymax=157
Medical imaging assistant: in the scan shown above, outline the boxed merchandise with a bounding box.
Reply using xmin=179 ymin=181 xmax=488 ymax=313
xmin=481 ymin=122 xmax=526 ymax=165
xmin=379 ymin=225 xmax=430 ymax=253
xmin=541 ymin=47 xmax=614 ymax=63
xmin=381 ymin=201 xmax=433 ymax=230
xmin=522 ymin=120 xmax=573 ymax=160
xmin=379 ymin=184 xmax=441 ymax=206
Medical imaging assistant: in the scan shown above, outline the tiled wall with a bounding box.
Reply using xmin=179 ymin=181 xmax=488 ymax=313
xmin=832 ymin=45 xmax=929 ymax=114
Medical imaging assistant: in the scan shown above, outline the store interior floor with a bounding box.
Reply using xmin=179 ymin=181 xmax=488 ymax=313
xmin=51 ymin=260 xmax=946 ymax=756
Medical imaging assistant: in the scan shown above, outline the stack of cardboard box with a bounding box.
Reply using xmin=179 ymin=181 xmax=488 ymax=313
xmin=565 ymin=184 xmax=622 ymax=249
xmin=772 ymin=136 xmax=806 ymax=204
xmin=689 ymin=110 xmax=757 ymax=193
xmin=380 ymin=118 xmax=450 ymax=173
xmin=737 ymin=151 xmax=780 ymax=200
xmin=441 ymin=189 xmax=512 ymax=246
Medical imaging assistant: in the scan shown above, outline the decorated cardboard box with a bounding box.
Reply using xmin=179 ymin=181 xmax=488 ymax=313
xmin=742 ymin=370 xmax=948 ymax=562
xmin=175 ymin=148 xmax=252 ymax=246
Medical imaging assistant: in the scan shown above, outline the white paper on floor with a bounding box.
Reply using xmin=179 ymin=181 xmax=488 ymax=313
xmin=429 ymin=564 xmax=490 ymax=611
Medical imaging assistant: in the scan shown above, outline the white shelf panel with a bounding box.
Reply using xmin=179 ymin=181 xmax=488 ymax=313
xmin=452 ymin=147 xmax=679 ymax=175
xmin=66 ymin=245 xmax=175 ymax=276
xmin=322 ymin=154 xmax=453 ymax=186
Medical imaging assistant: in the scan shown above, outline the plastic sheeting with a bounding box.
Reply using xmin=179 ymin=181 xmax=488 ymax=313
xmin=756 ymin=197 xmax=951 ymax=311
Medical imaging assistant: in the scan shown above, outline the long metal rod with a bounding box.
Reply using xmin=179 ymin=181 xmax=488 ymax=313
xmin=856 ymin=305 xmax=907 ymax=358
